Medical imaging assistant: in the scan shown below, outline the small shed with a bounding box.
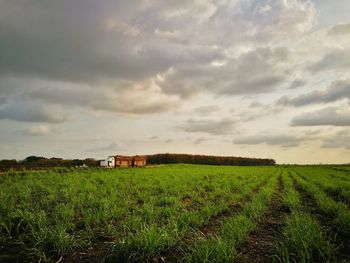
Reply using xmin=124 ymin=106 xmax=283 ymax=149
xmin=100 ymin=160 xmax=108 ymax=167
xmin=133 ymin=155 xmax=147 ymax=167
xmin=115 ymin=155 xmax=133 ymax=167
xmin=100 ymin=155 xmax=147 ymax=168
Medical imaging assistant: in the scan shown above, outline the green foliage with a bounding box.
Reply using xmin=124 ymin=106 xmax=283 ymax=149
xmin=0 ymin=165 xmax=271 ymax=261
xmin=186 ymin=237 xmax=236 ymax=263
xmin=293 ymin=171 xmax=350 ymax=232
xmin=276 ymin=169 xmax=338 ymax=263
xmin=0 ymin=165 xmax=349 ymax=262
xmin=110 ymin=224 xmax=177 ymax=262
xmin=184 ymin=174 xmax=278 ymax=262
xmin=277 ymin=212 xmax=334 ymax=263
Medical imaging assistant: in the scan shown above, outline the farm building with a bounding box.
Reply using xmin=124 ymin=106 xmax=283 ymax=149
xmin=133 ymin=155 xmax=147 ymax=167
xmin=100 ymin=156 xmax=115 ymax=168
xmin=100 ymin=155 xmax=147 ymax=168
xmin=115 ymin=155 xmax=133 ymax=167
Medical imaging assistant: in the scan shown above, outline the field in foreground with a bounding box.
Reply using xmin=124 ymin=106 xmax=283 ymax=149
xmin=0 ymin=165 xmax=349 ymax=262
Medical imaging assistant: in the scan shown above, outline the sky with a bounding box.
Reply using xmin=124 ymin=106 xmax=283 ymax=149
xmin=0 ymin=0 xmax=349 ymax=164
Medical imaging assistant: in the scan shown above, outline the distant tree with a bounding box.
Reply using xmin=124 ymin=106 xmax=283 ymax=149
xmin=0 ymin=159 xmax=18 ymax=170
xmin=50 ymin=157 xmax=63 ymax=161
xmin=147 ymin=153 xmax=275 ymax=166
xmin=23 ymin=156 xmax=47 ymax=162
xmin=72 ymin=159 xmax=84 ymax=166
xmin=83 ymin=158 xmax=99 ymax=167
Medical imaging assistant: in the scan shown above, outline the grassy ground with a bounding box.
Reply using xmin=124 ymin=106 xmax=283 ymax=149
xmin=0 ymin=164 xmax=349 ymax=262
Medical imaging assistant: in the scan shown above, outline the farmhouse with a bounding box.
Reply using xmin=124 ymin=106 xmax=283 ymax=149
xmin=100 ymin=155 xmax=147 ymax=168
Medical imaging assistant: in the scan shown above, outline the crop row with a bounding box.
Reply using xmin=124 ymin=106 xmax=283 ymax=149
xmin=1 ymin=165 xmax=349 ymax=262
xmin=277 ymin=170 xmax=335 ymax=263
xmin=105 ymin=171 xmax=274 ymax=261
xmin=183 ymin=173 xmax=278 ymax=262
xmin=292 ymin=170 xmax=350 ymax=233
xmin=0 ymin=165 xmax=274 ymax=261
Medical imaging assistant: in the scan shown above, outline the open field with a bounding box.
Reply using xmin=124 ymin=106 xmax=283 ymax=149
xmin=1 ymin=165 xmax=349 ymax=262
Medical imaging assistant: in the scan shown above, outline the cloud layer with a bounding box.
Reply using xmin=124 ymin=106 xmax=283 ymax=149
xmin=234 ymin=134 xmax=304 ymax=147
xmin=0 ymin=0 xmax=349 ymax=164
xmin=291 ymin=106 xmax=350 ymax=126
xmin=278 ymin=79 xmax=350 ymax=106
xmin=179 ymin=118 xmax=236 ymax=135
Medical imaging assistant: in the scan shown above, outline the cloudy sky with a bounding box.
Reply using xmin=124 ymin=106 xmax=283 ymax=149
xmin=0 ymin=0 xmax=349 ymax=164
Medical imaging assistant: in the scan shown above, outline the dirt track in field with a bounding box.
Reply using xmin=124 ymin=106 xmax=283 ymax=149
xmin=235 ymin=176 xmax=286 ymax=263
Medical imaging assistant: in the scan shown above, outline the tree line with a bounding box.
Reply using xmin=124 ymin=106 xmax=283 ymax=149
xmin=0 ymin=153 xmax=275 ymax=171
xmin=0 ymin=156 xmax=99 ymax=171
xmin=146 ymin=153 xmax=275 ymax=166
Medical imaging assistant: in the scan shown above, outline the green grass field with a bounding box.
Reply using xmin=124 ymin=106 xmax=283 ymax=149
xmin=1 ymin=165 xmax=349 ymax=262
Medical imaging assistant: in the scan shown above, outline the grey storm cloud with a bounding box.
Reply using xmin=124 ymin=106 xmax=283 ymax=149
xmin=278 ymin=79 xmax=350 ymax=106
xmin=0 ymin=1 xmax=306 ymax=90
xmin=25 ymin=83 xmax=181 ymax=115
xmin=308 ymin=48 xmax=350 ymax=72
xmin=0 ymin=0 xmax=309 ymax=119
xmin=0 ymin=102 xmax=72 ymax=123
xmin=0 ymin=0 xmax=231 ymax=86
xmin=220 ymin=47 xmax=289 ymax=95
xmin=160 ymin=47 xmax=289 ymax=98
xmin=291 ymin=106 xmax=350 ymax=126
xmin=0 ymin=97 xmax=6 ymax=105
xmin=233 ymin=134 xmax=304 ymax=147
xmin=0 ymin=0 xmax=175 ymax=83
xmin=179 ymin=118 xmax=236 ymax=135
